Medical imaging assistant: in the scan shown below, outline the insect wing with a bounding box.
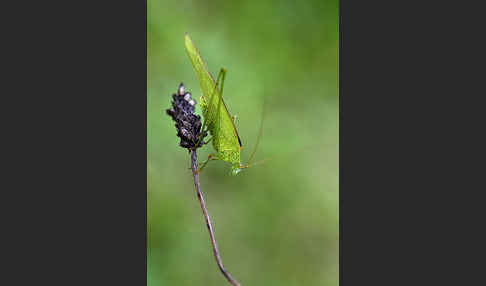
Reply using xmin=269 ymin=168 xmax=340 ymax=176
xmin=184 ymin=34 xmax=242 ymax=162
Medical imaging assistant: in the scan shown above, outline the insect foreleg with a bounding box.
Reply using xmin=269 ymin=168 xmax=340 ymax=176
xmin=204 ymin=137 xmax=213 ymax=145
xmin=196 ymin=153 xmax=219 ymax=174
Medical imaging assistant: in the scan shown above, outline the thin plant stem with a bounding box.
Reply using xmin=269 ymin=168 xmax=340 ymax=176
xmin=190 ymin=150 xmax=241 ymax=286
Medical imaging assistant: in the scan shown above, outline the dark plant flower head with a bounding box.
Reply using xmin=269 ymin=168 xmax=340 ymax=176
xmin=166 ymin=83 xmax=207 ymax=149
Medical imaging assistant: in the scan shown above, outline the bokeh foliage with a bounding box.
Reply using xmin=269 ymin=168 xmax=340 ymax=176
xmin=148 ymin=0 xmax=338 ymax=285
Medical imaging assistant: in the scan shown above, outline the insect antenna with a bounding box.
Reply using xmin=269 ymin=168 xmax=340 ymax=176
xmin=241 ymin=97 xmax=313 ymax=170
xmin=242 ymin=96 xmax=266 ymax=168
xmin=243 ymin=144 xmax=317 ymax=170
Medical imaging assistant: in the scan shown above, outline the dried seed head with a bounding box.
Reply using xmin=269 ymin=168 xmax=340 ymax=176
xmin=178 ymin=83 xmax=185 ymax=96
xmin=166 ymin=83 xmax=207 ymax=149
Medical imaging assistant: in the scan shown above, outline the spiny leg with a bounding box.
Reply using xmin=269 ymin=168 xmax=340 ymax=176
xmin=213 ymin=68 xmax=226 ymax=148
xmin=210 ymin=68 xmax=227 ymax=145
xmin=196 ymin=68 xmax=227 ymax=147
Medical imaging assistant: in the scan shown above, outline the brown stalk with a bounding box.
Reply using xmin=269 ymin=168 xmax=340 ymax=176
xmin=190 ymin=149 xmax=241 ymax=286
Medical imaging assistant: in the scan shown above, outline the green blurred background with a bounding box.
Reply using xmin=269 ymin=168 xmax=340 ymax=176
xmin=148 ymin=0 xmax=338 ymax=285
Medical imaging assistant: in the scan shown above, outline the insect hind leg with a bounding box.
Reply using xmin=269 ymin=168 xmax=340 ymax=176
xmin=196 ymin=68 xmax=227 ymax=147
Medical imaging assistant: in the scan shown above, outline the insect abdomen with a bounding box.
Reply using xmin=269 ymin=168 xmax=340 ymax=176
xmin=214 ymin=147 xmax=240 ymax=166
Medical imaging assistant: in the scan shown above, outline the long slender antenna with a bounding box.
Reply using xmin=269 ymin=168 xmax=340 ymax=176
xmin=243 ymin=144 xmax=318 ymax=169
xmin=245 ymin=97 xmax=266 ymax=166
xmin=190 ymin=150 xmax=241 ymax=286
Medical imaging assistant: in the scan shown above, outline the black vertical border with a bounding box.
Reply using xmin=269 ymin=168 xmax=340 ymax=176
xmin=2 ymin=1 xmax=147 ymax=285
xmin=339 ymin=0 xmax=482 ymax=284
xmin=340 ymin=0 xmax=413 ymax=285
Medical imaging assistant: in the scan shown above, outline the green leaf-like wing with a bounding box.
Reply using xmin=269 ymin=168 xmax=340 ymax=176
xmin=184 ymin=34 xmax=241 ymax=166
